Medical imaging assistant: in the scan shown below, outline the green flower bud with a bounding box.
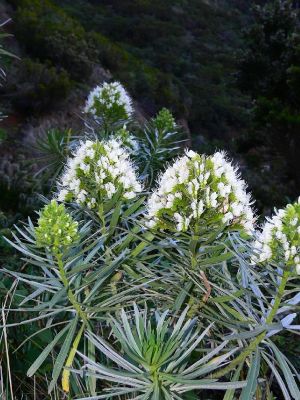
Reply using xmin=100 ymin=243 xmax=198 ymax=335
xmin=153 ymin=108 xmax=176 ymax=132
xmin=35 ymin=200 xmax=79 ymax=253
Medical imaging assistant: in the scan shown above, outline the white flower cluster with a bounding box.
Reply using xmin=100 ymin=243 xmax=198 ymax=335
xmin=84 ymin=81 xmax=133 ymax=120
xmin=146 ymin=150 xmax=254 ymax=234
xmin=252 ymin=198 xmax=300 ymax=274
xmin=57 ymin=138 xmax=142 ymax=208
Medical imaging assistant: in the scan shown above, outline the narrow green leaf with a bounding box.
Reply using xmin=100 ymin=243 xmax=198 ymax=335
xmin=87 ymin=337 xmax=97 ymax=395
xmin=122 ymin=196 xmax=145 ymax=219
xmin=223 ymin=363 xmax=243 ymax=400
xmin=240 ymin=348 xmax=261 ymax=400
xmin=173 ymin=281 xmax=193 ymax=312
xmin=27 ymin=322 xmax=71 ymax=377
xmin=48 ymin=316 xmax=78 ymax=393
xmin=268 ymin=341 xmax=300 ymax=399
xmin=109 ymin=202 xmax=122 ymax=235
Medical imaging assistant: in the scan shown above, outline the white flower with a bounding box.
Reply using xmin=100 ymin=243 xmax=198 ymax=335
xmin=252 ymin=199 xmax=300 ymax=272
xmin=57 ymin=189 xmax=68 ymax=202
xmin=56 ymin=139 xmax=142 ymax=208
xmin=223 ymin=212 xmax=233 ymax=224
xmin=146 ymin=150 xmax=255 ymax=233
xmin=124 ymin=191 xmax=136 ymax=199
xmin=186 ymin=149 xmax=197 ymax=159
xmin=84 ymin=81 xmax=133 ymax=120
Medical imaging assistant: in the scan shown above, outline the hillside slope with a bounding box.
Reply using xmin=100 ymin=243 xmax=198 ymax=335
xmin=1 ymin=0 xmax=296 ymax=215
xmin=54 ymin=0 xmax=253 ymax=138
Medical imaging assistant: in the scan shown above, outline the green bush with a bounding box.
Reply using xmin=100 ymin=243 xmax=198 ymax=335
xmin=12 ymin=58 xmax=72 ymax=113
xmin=10 ymin=0 xmax=95 ymax=81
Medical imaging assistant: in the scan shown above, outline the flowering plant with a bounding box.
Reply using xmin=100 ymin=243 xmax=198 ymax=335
xmin=57 ymin=138 xmax=142 ymax=209
xmin=146 ymin=150 xmax=254 ymax=234
xmin=253 ymin=197 xmax=300 ymax=273
xmin=84 ymin=81 xmax=133 ymax=124
xmin=2 ymin=81 xmax=300 ymax=400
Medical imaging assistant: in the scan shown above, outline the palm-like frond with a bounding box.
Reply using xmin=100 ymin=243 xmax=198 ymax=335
xmin=33 ymin=128 xmax=74 ymax=187
xmin=139 ymin=115 xmax=185 ymax=185
xmin=75 ymin=305 xmax=245 ymax=399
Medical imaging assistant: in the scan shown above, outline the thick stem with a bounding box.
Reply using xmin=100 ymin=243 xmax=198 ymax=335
xmin=212 ymin=268 xmax=290 ymax=379
xmin=56 ymin=253 xmax=88 ymax=324
xmin=97 ymin=205 xmax=106 ymax=236
xmin=56 ymin=253 xmax=89 ymax=393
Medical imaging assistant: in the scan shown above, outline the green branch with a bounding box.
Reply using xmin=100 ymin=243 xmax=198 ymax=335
xmin=56 ymin=253 xmax=88 ymax=324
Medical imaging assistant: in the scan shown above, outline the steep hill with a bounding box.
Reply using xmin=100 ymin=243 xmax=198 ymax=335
xmin=53 ymin=0 xmax=253 ymax=139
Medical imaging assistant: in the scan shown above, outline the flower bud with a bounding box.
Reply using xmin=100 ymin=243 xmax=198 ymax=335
xmin=35 ymin=200 xmax=79 ymax=253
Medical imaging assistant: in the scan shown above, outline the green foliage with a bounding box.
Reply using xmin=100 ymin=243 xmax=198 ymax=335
xmin=237 ymin=0 xmax=300 ymax=188
xmin=52 ymin=0 xmax=248 ymax=128
xmin=77 ymin=306 xmax=245 ymax=399
xmin=10 ymin=0 xmax=95 ymax=81
xmin=237 ymin=0 xmax=299 ymax=99
xmin=12 ymin=58 xmax=72 ymax=113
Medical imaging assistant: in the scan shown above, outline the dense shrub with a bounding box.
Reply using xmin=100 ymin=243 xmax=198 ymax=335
xmin=9 ymin=0 xmax=95 ymax=81
xmin=237 ymin=0 xmax=300 ymax=188
xmin=11 ymin=58 xmax=72 ymax=113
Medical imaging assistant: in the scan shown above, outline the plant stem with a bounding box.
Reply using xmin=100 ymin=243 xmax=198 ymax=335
xmin=56 ymin=253 xmax=89 ymax=392
xmin=97 ymin=205 xmax=106 ymax=235
xmin=212 ymin=268 xmax=290 ymax=379
xmin=56 ymin=253 xmax=88 ymax=324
